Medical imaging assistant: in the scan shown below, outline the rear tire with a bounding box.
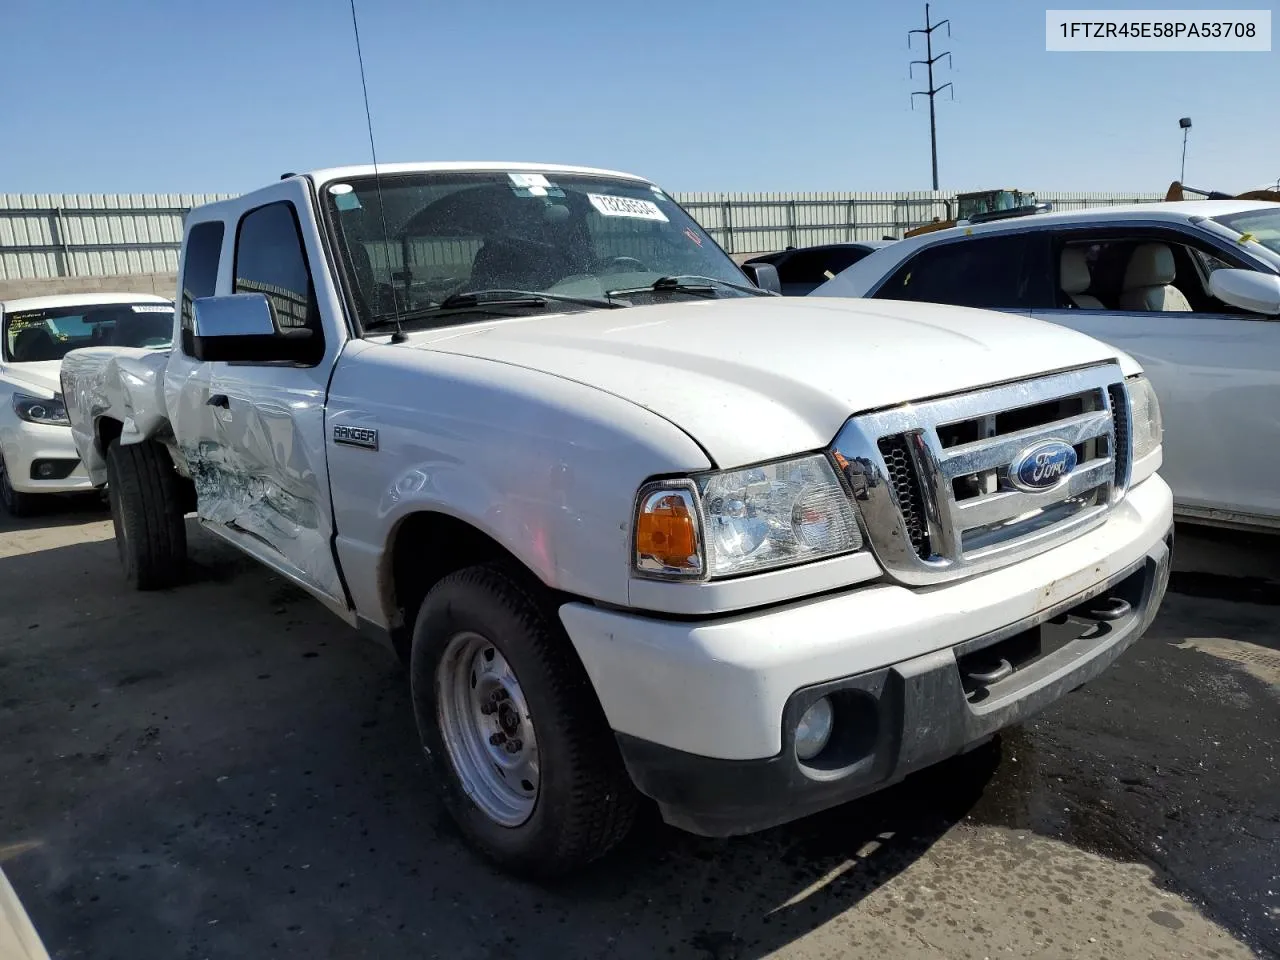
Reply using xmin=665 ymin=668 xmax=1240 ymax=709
xmin=0 ymin=455 xmax=40 ymax=518
xmin=106 ymin=440 xmax=187 ymax=590
xmin=409 ymin=565 xmax=638 ymax=879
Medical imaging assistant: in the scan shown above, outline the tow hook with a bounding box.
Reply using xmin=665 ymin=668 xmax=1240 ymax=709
xmin=962 ymin=658 xmax=1014 ymax=686
xmin=1078 ymin=595 xmax=1131 ymax=621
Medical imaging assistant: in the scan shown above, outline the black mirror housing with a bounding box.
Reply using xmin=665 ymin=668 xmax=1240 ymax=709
xmin=741 ymin=262 xmax=781 ymax=295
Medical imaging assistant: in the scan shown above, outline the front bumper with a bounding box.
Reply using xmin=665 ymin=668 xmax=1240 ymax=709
xmin=0 ymin=421 xmax=91 ymax=494
xmin=615 ymin=529 xmax=1170 ymax=836
xmin=558 ymin=474 xmax=1173 ymax=836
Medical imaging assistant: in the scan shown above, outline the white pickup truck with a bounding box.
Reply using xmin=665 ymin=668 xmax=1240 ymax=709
xmin=61 ymin=162 xmax=1174 ymax=878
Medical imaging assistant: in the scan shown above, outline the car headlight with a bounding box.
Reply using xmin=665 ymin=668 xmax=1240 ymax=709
xmin=13 ymin=393 xmax=70 ymax=427
xmin=1127 ymin=374 xmax=1162 ymax=462
xmin=633 ymin=454 xmax=862 ymax=580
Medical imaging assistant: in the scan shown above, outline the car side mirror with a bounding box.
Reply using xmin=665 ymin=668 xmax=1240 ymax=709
xmin=191 ymin=293 xmax=318 ymax=363
xmin=1208 ymin=268 xmax=1280 ymax=315
xmin=741 ymin=262 xmax=781 ymax=295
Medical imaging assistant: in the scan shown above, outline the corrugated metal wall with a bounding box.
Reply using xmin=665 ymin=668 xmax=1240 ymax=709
xmin=0 ymin=193 xmax=234 ymax=280
xmin=0 ymin=190 xmax=1165 ymax=279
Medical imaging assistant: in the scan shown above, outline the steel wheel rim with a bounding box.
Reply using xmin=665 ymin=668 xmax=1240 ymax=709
xmin=435 ymin=631 xmax=540 ymax=827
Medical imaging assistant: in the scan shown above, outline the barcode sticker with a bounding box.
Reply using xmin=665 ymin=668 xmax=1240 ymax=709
xmin=587 ymin=193 xmax=669 ymax=222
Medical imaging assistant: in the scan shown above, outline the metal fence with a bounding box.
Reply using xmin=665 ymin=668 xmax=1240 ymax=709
xmin=679 ymin=191 xmax=1168 ymax=254
xmin=0 ymin=190 xmax=1166 ymax=281
xmin=0 ymin=194 xmax=235 ymax=281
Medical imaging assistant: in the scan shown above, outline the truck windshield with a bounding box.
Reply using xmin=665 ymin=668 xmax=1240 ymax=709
xmin=319 ymin=170 xmax=763 ymax=331
xmin=2 ymin=302 xmax=173 ymax=363
xmin=1212 ymin=208 xmax=1280 ymax=257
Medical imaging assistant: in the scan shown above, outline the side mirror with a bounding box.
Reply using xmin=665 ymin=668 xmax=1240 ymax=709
xmin=191 ymin=293 xmax=318 ymax=363
xmin=741 ymin=262 xmax=781 ymax=295
xmin=1208 ymin=268 xmax=1280 ymax=316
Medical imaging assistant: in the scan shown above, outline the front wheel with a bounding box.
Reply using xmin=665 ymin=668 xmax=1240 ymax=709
xmin=410 ymin=565 xmax=638 ymax=879
xmin=106 ymin=440 xmax=187 ymax=590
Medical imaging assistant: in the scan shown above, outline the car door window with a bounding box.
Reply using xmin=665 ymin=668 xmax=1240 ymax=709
xmin=179 ymin=221 xmax=224 ymax=356
xmin=1052 ymin=232 xmax=1259 ymax=316
xmin=874 ymin=234 xmax=1040 ymax=308
xmin=775 ymin=248 xmax=869 ymax=286
xmin=233 ymin=201 xmax=325 ymax=349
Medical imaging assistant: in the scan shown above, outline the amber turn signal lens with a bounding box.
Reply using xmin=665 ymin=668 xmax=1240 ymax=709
xmin=635 ymin=488 xmax=701 ymax=574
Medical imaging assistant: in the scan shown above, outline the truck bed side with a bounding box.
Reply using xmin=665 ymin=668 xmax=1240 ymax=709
xmin=61 ymin=347 xmax=177 ymax=487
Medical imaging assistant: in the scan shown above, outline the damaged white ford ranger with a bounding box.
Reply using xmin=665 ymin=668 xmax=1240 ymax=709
xmin=61 ymin=163 xmax=1173 ymax=878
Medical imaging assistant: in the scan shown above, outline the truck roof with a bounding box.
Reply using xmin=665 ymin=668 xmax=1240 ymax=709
xmin=1 ymin=291 xmax=172 ymax=313
xmin=302 ymin=161 xmax=651 ymax=188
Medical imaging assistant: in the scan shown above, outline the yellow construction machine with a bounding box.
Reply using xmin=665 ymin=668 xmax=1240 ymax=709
xmin=1164 ymin=180 xmax=1280 ymax=203
xmin=904 ymin=188 xmax=1049 ymax=238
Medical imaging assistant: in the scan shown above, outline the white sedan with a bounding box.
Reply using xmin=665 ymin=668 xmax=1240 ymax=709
xmin=812 ymin=200 xmax=1280 ymax=532
xmin=0 ymin=292 xmax=173 ymax=515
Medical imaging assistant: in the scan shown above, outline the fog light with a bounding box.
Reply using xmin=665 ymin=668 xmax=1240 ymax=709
xmin=795 ymin=696 xmax=834 ymax=761
xmin=37 ymin=462 xmax=56 ymax=478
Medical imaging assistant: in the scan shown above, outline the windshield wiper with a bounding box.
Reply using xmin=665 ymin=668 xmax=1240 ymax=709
xmin=607 ymin=275 xmax=775 ymax=299
xmin=364 ymin=288 xmax=624 ymax=330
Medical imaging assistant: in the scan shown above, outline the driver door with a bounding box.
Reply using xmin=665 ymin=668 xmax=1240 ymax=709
xmin=166 ymin=180 xmax=352 ymax=614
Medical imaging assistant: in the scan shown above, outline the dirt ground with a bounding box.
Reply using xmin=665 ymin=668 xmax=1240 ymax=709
xmin=1 ymin=500 xmax=1277 ymax=960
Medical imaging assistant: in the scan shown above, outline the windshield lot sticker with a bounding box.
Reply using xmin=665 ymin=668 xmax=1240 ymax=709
xmin=130 ymin=305 xmax=172 ymax=313
xmin=508 ymin=173 xmax=564 ymax=198
xmin=329 ymin=183 xmax=362 ymax=210
xmin=588 ymin=194 xmax=669 ymax=222
xmin=683 ymin=226 xmax=703 ymax=246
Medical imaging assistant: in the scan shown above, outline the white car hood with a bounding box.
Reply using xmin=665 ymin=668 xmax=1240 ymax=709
xmin=410 ymin=297 xmax=1127 ymax=467
xmin=1 ymin=360 xmax=63 ymax=397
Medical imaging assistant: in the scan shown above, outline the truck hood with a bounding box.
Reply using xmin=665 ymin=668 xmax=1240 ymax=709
xmin=1 ymin=360 xmax=63 ymax=397
xmin=411 ymin=297 xmax=1128 ymax=467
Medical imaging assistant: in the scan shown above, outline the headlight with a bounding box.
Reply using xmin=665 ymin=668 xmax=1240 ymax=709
xmin=633 ymin=454 xmax=862 ymax=580
xmin=13 ymin=393 xmax=70 ymax=426
xmin=1127 ymin=375 xmax=1162 ymax=462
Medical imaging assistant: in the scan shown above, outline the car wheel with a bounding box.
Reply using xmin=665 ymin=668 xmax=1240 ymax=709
xmin=410 ymin=564 xmax=638 ymax=879
xmin=105 ymin=440 xmax=187 ymax=590
xmin=0 ymin=454 xmax=40 ymax=518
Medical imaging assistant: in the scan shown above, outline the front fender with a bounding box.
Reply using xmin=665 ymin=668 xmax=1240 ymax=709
xmin=61 ymin=348 xmax=173 ymax=485
xmin=325 ymin=343 xmax=712 ymax=628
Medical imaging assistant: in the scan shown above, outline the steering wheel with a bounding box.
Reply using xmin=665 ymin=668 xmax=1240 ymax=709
xmin=592 ymin=255 xmax=650 ymax=274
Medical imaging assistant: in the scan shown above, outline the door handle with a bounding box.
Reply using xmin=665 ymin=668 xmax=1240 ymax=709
xmin=207 ymin=394 xmax=230 ymax=409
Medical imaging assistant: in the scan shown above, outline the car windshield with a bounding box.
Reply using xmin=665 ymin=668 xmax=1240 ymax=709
xmin=1212 ymin=208 xmax=1280 ymax=257
xmin=2 ymin=302 xmax=174 ymax=363
xmin=319 ymin=170 xmax=762 ymax=330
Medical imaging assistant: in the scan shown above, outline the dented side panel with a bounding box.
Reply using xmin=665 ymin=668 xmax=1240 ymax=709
xmin=61 ymin=347 xmax=179 ymax=487
xmin=159 ymin=176 xmax=352 ymax=610
xmin=188 ymin=368 xmax=343 ymax=602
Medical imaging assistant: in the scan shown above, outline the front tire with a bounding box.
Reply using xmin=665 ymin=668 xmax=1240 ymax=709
xmin=410 ymin=565 xmax=638 ymax=879
xmin=106 ymin=440 xmax=187 ymax=590
xmin=0 ymin=454 xmax=40 ymax=517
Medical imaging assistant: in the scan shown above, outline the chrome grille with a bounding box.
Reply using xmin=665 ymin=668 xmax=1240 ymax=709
xmin=1108 ymin=382 xmax=1132 ymax=496
xmin=832 ymin=364 xmax=1131 ymax=586
xmin=877 ymin=435 xmax=930 ymax=558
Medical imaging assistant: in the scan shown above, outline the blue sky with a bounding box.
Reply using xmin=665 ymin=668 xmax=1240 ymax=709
xmin=1 ymin=0 xmax=1275 ymax=195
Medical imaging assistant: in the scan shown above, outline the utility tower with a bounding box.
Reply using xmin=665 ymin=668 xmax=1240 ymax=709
xmin=910 ymin=3 xmax=953 ymax=191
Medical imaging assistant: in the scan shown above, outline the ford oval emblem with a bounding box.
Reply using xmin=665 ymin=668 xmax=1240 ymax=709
xmin=1009 ymin=440 xmax=1077 ymax=492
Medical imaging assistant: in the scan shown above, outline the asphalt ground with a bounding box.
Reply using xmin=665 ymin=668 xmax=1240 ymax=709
xmin=1 ymin=500 xmax=1277 ymax=959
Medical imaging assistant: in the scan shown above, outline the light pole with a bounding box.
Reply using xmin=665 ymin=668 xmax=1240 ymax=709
xmin=1179 ymin=117 xmax=1192 ymax=183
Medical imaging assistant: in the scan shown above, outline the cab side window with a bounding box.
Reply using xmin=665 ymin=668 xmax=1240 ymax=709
xmin=874 ymin=234 xmax=1039 ymax=309
xmin=1051 ymin=233 xmax=1256 ymax=315
xmin=179 ymin=221 xmax=224 ymax=357
xmin=233 ymin=202 xmax=323 ymax=338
